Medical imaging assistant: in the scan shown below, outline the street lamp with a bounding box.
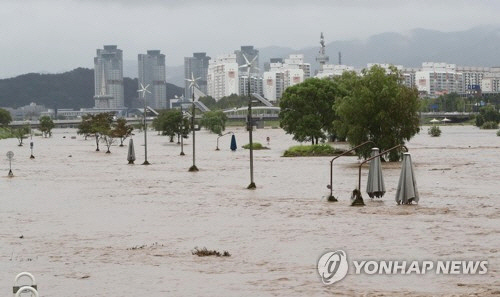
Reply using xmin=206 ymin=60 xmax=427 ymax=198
xmin=179 ymin=104 xmax=185 ymax=156
xmin=216 ymin=132 xmax=234 ymax=151
xmin=185 ymin=73 xmax=200 ymax=172
xmin=138 ymin=83 xmax=151 ymax=165
xmin=239 ymin=54 xmax=259 ymax=189
xmin=28 ymin=119 xmax=34 ymax=159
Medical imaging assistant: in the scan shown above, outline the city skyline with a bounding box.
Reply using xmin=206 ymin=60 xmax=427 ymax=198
xmin=2 ymin=0 xmax=500 ymax=78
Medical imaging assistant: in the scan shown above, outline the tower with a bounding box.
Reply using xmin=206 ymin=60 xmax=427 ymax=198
xmin=315 ymin=32 xmax=330 ymax=71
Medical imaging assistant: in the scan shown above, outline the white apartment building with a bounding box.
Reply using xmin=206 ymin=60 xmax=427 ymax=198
xmin=415 ymin=62 xmax=464 ymax=97
xmin=315 ymin=64 xmax=355 ymax=78
xmin=207 ymin=54 xmax=239 ymax=100
xmin=284 ymin=54 xmax=311 ymax=79
xmin=263 ymin=60 xmax=305 ymax=102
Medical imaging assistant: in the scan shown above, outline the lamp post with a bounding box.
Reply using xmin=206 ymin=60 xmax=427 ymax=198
xmin=186 ymin=73 xmax=200 ymax=172
xmin=179 ymin=104 xmax=185 ymax=156
xmin=239 ymin=54 xmax=259 ymax=189
xmin=138 ymin=83 xmax=151 ymax=165
xmin=216 ymin=132 xmax=234 ymax=151
xmin=29 ymin=119 xmax=34 ymax=159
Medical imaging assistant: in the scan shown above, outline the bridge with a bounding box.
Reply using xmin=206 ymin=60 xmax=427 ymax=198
xmin=223 ymin=106 xmax=280 ymax=120
xmin=9 ymin=117 xmax=154 ymax=129
xmin=420 ymin=112 xmax=477 ymax=121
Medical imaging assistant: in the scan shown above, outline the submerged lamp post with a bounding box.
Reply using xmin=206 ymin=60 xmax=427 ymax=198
xmin=29 ymin=120 xmax=34 ymax=159
xmin=179 ymin=105 xmax=185 ymax=156
xmin=240 ymin=54 xmax=259 ymax=189
xmin=186 ymin=73 xmax=200 ymax=171
xmin=7 ymin=151 xmax=14 ymax=177
xmin=216 ymin=132 xmax=234 ymax=151
xmin=327 ymin=140 xmax=374 ymax=202
xmin=138 ymin=83 xmax=151 ymax=165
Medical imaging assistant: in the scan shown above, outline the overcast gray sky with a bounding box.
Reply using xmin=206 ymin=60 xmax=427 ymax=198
xmin=1 ymin=0 xmax=499 ymax=78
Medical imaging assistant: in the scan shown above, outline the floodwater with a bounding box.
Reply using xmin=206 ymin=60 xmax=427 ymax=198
xmin=0 ymin=125 xmax=499 ymax=296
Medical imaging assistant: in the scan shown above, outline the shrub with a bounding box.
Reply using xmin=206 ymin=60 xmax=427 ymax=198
xmin=242 ymin=142 xmax=269 ymax=150
xmin=481 ymin=121 xmax=499 ymax=130
xmin=192 ymin=247 xmax=230 ymax=257
xmin=427 ymin=125 xmax=441 ymax=137
xmin=497 ymin=130 xmax=500 ymax=137
xmin=283 ymin=144 xmax=352 ymax=157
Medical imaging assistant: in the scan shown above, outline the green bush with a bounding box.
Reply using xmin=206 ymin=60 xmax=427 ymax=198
xmin=481 ymin=121 xmax=499 ymax=130
xmin=242 ymin=142 xmax=269 ymax=150
xmin=283 ymin=144 xmax=352 ymax=157
xmin=497 ymin=130 xmax=500 ymax=136
xmin=427 ymin=125 xmax=441 ymax=137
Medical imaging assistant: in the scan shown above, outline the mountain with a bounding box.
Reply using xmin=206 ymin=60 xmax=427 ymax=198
xmin=0 ymin=68 xmax=184 ymax=109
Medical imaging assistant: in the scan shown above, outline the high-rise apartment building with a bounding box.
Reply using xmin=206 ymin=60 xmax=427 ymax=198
xmin=184 ymin=52 xmax=211 ymax=100
xmin=316 ymin=64 xmax=355 ymax=78
xmin=263 ymin=55 xmax=307 ymax=102
xmin=415 ymin=62 xmax=464 ymax=97
xmin=94 ymin=45 xmax=124 ymax=109
xmin=284 ymin=54 xmax=311 ymax=78
xmin=235 ymin=46 xmax=259 ymax=75
xmin=239 ymin=75 xmax=263 ymax=97
xmin=138 ymin=50 xmax=167 ymax=109
xmin=207 ymin=54 xmax=239 ymax=100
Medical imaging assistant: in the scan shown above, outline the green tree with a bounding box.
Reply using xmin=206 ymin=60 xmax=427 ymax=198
xmin=279 ymin=78 xmax=340 ymax=144
xmin=475 ymin=105 xmax=500 ymax=127
xmin=12 ymin=126 xmax=29 ymax=146
xmin=334 ymin=65 xmax=420 ymax=161
xmin=0 ymin=108 xmax=12 ymax=126
xmin=86 ymin=112 xmax=114 ymax=151
xmin=39 ymin=115 xmax=55 ymax=137
xmin=153 ymin=109 xmax=186 ymax=142
xmin=112 ymin=118 xmax=134 ymax=146
xmin=77 ymin=114 xmax=93 ymax=140
xmin=200 ymin=111 xmax=228 ymax=134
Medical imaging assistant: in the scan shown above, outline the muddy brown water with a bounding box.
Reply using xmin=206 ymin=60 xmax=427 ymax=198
xmin=1 ymin=125 xmax=499 ymax=296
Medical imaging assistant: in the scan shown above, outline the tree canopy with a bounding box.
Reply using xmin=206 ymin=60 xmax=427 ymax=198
xmin=334 ymin=65 xmax=420 ymax=161
xmin=111 ymin=118 xmax=134 ymax=146
xmin=200 ymin=111 xmax=228 ymax=135
xmin=152 ymin=109 xmax=190 ymax=142
xmin=39 ymin=115 xmax=55 ymax=137
xmin=279 ymin=78 xmax=341 ymax=144
xmin=0 ymin=108 xmax=12 ymax=126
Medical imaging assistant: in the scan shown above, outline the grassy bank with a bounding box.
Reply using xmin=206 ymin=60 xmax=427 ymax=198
xmin=283 ymin=144 xmax=352 ymax=157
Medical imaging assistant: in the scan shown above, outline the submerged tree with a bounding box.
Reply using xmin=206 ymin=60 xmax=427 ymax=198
xmin=39 ymin=115 xmax=55 ymax=137
xmin=334 ymin=65 xmax=420 ymax=161
xmin=153 ymin=109 xmax=186 ymax=142
xmin=279 ymin=78 xmax=341 ymax=144
xmin=112 ymin=118 xmax=134 ymax=146
xmin=77 ymin=114 xmax=93 ymax=140
xmin=200 ymin=111 xmax=227 ymax=135
xmin=12 ymin=126 xmax=29 ymax=146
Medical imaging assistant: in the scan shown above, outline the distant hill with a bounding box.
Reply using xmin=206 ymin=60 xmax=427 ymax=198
xmin=0 ymin=68 xmax=184 ymax=109
xmin=258 ymin=26 xmax=500 ymax=73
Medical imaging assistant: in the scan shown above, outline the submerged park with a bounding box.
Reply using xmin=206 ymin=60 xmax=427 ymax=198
xmin=1 ymin=66 xmax=500 ymax=296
